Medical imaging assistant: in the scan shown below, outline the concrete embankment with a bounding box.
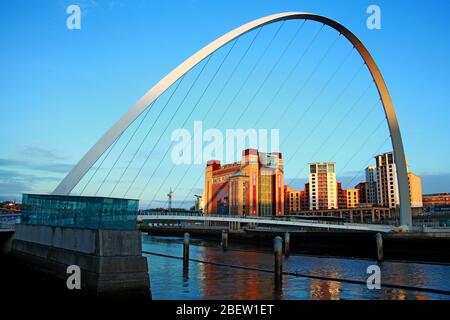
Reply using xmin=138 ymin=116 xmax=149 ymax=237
xmin=141 ymin=225 xmax=450 ymax=263
xmin=5 ymin=224 xmax=151 ymax=299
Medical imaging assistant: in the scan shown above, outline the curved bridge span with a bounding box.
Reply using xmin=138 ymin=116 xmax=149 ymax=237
xmin=54 ymin=11 xmax=412 ymax=227
xmin=139 ymin=213 xmax=395 ymax=233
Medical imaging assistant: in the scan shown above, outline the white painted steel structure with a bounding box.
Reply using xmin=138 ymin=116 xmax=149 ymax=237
xmin=53 ymin=12 xmax=412 ymax=227
xmin=139 ymin=213 xmax=395 ymax=232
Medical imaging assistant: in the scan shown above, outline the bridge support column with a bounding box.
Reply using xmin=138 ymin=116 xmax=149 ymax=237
xmin=183 ymin=232 xmax=190 ymax=262
xmin=375 ymin=233 xmax=384 ymax=262
xmin=274 ymin=236 xmax=283 ymax=286
xmin=0 ymin=230 xmax=14 ymax=255
xmin=221 ymin=230 xmax=228 ymax=250
xmin=284 ymin=232 xmax=290 ymax=256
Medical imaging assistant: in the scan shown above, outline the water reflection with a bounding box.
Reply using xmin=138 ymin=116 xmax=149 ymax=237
xmin=310 ymin=275 xmax=341 ymax=300
xmin=143 ymin=235 xmax=450 ymax=300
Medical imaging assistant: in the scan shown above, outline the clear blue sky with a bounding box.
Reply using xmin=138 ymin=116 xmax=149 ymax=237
xmin=0 ymin=0 xmax=449 ymax=205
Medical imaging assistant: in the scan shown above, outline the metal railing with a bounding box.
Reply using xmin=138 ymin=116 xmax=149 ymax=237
xmin=0 ymin=214 xmax=21 ymax=230
xmin=139 ymin=211 xmax=395 ymax=231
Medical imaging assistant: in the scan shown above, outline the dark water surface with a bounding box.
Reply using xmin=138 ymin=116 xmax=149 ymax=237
xmin=143 ymin=234 xmax=450 ymax=300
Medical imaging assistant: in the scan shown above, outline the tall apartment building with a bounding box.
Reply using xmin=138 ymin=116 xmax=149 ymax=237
xmin=309 ymin=162 xmax=337 ymax=210
xmin=203 ymin=149 xmax=284 ymax=216
xmin=375 ymin=152 xmax=400 ymax=208
xmin=370 ymin=152 xmax=422 ymax=209
xmin=365 ymin=166 xmax=378 ymax=205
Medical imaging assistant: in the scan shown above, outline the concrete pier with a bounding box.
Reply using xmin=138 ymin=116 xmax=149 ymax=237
xmin=0 ymin=229 xmax=14 ymax=255
xmin=10 ymin=224 xmax=150 ymax=298
xmin=375 ymin=232 xmax=384 ymax=262
xmin=284 ymin=232 xmax=290 ymax=256
xmin=274 ymin=236 xmax=283 ymax=285
xmin=183 ymin=232 xmax=190 ymax=262
xmin=221 ymin=230 xmax=228 ymax=250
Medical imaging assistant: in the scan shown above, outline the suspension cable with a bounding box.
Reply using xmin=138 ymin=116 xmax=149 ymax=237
xmin=169 ymin=28 xmax=269 ymax=204
xmin=286 ymin=63 xmax=370 ymax=169
xmin=94 ymin=100 xmax=156 ymax=196
xmin=79 ymin=132 xmax=123 ymax=195
xmin=122 ymin=76 xmax=187 ymax=198
xmin=136 ymin=55 xmax=214 ymax=200
xmin=338 ymin=117 xmax=388 ymax=181
xmin=330 ymin=99 xmax=381 ymax=162
xmin=233 ymin=20 xmax=304 ymax=127
xmin=281 ymin=40 xmax=352 ymax=147
xmin=253 ymin=22 xmax=323 ymax=127
xmin=273 ymin=30 xmax=340 ymax=128
xmin=143 ymin=40 xmax=240 ymax=207
xmin=343 ymin=135 xmax=391 ymax=189
xmin=299 ymin=79 xmax=374 ymax=171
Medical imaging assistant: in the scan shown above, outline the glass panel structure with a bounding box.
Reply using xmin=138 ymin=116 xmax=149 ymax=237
xmin=21 ymin=194 xmax=139 ymax=230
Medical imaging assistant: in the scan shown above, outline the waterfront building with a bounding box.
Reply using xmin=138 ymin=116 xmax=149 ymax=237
xmin=423 ymin=193 xmax=450 ymax=207
xmin=284 ymin=185 xmax=309 ymax=213
xmin=337 ymin=182 xmax=346 ymax=209
xmin=365 ymin=166 xmax=378 ymax=205
xmin=346 ymin=189 xmax=360 ymax=208
xmin=375 ymin=152 xmax=400 ymax=208
xmin=309 ymin=162 xmax=337 ymax=210
xmin=408 ymin=172 xmax=423 ymax=208
xmin=355 ymin=182 xmax=369 ymax=205
xmin=372 ymin=152 xmax=422 ymax=209
xmin=203 ymin=149 xmax=284 ymax=216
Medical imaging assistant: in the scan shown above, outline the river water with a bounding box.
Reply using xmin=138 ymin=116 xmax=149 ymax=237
xmin=143 ymin=234 xmax=450 ymax=300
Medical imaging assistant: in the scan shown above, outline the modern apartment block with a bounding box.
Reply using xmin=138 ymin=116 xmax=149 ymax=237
xmin=355 ymin=182 xmax=368 ymax=205
xmin=365 ymin=166 xmax=378 ymax=205
xmin=309 ymin=162 xmax=337 ymax=210
xmin=203 ymin=148 xmax=284 ymax=216
xmin=375 ymin=152 xmax=400 ymax=208
xmin=367 ymin=152 xmax=422 ymax=209
xmin=284 ymin=185 xmax=309 ymax=213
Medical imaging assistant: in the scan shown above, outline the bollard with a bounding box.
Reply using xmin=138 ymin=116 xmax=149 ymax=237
xmin=375 ymin=232 xmax=383 ymax=262
xmin=274 ymin=236 xmax=283 ymax=285
xmin=284 ymin=232 xmax=290 ymax=256
xmin=221 ymin=230 xmax=228 ymax=250
xmin=183 ymin=232 xmax=190 ymax=262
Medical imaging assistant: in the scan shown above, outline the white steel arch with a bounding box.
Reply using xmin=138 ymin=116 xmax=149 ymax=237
xmin=53 ymin=12 xmax=412 ymax=227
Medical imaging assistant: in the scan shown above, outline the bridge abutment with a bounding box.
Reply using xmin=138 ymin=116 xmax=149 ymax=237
xmin=0 ymin=230 xmax=14 ymax=255
xmin=10 ymin=224 xmax=151 ymax=298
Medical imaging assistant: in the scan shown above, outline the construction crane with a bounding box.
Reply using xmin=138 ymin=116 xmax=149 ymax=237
xmin=167 ymin=188 xmax=173 ymax=211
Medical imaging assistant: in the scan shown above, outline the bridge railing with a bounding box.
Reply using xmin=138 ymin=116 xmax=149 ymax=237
xmin=0 ymin=213 xmax=21 ymax=229
xmin=140 ymin=211 xmax=356 ymax=226
xmin=139 ymin=212 xmax=400 ymax=231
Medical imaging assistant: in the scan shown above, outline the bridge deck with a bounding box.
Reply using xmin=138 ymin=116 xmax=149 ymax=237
xmin=139 ymin=213 xmax=394 ymax=232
